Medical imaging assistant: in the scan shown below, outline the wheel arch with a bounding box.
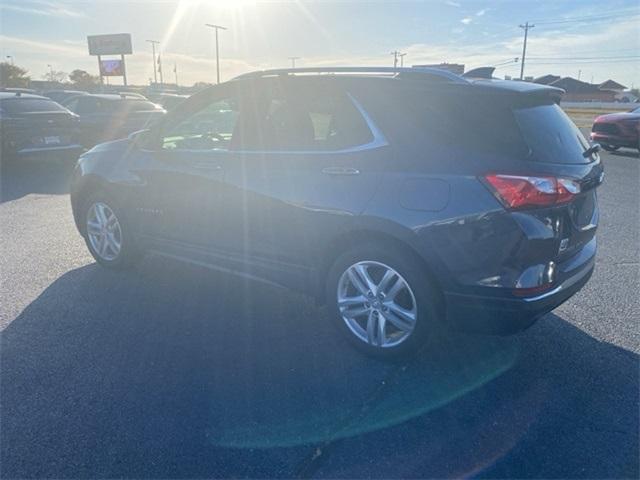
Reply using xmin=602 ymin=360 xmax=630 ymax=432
xmin=71 ymin=174 xmax=110 ymax=236
xmin=316 ymin=228 xmax=446 ymax=312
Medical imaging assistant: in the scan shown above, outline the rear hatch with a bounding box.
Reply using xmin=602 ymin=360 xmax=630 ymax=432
xmin=512 ymin=99 xmax=603 ymax=261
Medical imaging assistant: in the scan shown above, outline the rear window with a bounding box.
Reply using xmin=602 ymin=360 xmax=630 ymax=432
xmin=0 ymin=98 xmax=67 ymax=114
xmin=514 ymin=103 xmax=591 ymax=164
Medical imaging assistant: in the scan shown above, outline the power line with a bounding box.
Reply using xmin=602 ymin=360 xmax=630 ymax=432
xmin=528 ymin=55 xmax=640 ymax=60
xmin=527 ymin=59 xmax=640 ymax=65
xmin=532 ymin=9 xmax=639 ymax=25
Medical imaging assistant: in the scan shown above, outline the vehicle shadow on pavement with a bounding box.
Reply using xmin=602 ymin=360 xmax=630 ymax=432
xmin=0 ymin=157 xmax=75 ymax=204
xmin=1 ymin=259 xmax=638 ymax=479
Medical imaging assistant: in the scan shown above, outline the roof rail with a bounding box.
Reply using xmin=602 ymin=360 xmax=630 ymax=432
xmin=233 ymin=66 xmax=468 ymax=84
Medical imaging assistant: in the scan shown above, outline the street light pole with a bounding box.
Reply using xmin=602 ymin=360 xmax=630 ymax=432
xmin=146 ymin=40 xmax=159 ymax=85
xmin=6 ymin=55 xmax=14 ymax=65
xmin=47 ymin=64 xmax=53 ymax=81
xmin=399 ymin=53 xmax=407 ymax=68
xmin=205 ymin=23 xmax=227 ymax=84
xmin=288 ymin=56 xmax=301 ymax=68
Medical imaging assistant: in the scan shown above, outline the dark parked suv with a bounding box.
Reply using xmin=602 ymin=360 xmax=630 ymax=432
xmin=70 ymin=67 xmax=603 ymax=357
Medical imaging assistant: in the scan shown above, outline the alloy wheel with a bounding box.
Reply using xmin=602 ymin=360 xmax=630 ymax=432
xmin=86 ymin=202 xmax=122 ymax=262
xmin=337 ymin=261 xmax=418 ymax=348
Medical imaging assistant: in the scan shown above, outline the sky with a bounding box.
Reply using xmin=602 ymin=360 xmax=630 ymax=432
xmin=0 ymin=0 xmax=638 ymax=88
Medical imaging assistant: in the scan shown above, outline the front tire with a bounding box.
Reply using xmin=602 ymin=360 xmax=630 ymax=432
xmin=326 ymin=243 xmax=442 ymax=358
xmin=82 ymin=194 xmax=139 ymax=269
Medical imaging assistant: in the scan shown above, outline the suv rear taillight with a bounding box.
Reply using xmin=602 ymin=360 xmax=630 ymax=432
xmin=483 ymin=174 xmax=580 ymax=210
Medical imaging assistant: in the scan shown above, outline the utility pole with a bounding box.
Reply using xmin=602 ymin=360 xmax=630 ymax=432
xmin=518 ymin=22 xmax=534 ymax=80
xmin=391 ymin=50 xmax=400 ymax=69
xmin=146 ymin=40 xmax=159 ymax=84
xmin=205 ymin=23 xmax=227 ymax=84
xmin=158 ymin=53 xmax=164 ymax=85
xmin=288 ymin=56 xmax=301 ymax=68
xmin=578 ymin=69 xmax=582 ymax=81
xmin=399 ymin=53 xmax=407 ymax=67
xmin=174 ymin=62 xmax=178 ymax=87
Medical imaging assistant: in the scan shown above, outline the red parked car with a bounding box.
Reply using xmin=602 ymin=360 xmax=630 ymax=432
xmin=591 ymin=106 xmax=640 ymax=152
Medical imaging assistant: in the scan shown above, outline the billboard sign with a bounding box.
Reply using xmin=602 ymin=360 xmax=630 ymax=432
xmin=100 ymin=59 xmax=124 ymax=76
xmin=87 ymin=33 xmax=132 ymax=56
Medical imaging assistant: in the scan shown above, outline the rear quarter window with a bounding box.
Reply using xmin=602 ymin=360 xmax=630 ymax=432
xmin=383 ymin=90 xmax=529 ymax=157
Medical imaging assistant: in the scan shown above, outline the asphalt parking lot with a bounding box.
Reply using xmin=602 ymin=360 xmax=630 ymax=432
xmin=1 ymin=143 xmax=638 ymax=479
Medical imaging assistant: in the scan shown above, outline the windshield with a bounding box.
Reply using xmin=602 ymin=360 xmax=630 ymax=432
xmin=514 ymin=103 xmax=592 ymax=164
xmin=0 ymin=98 xmax=68 ymax=114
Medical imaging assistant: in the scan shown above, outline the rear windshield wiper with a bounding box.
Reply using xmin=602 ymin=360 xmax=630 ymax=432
xmin=583 ymin=143 xmax=601 ymax=158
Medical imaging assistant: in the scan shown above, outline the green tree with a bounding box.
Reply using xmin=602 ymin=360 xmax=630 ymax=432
xmin=43 ymin=70 xmax=68 ymax=83
xmin=68 ymin=69 xmax=100 ymax=90
xmin=0 ymin=62 xmax=30 ymax=88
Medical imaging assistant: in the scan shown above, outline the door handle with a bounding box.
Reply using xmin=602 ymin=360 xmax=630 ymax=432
xmin=192 ymin=162 xmax=222 ymax=171
xmin=321 ymin=166 xmax=360 ymax=176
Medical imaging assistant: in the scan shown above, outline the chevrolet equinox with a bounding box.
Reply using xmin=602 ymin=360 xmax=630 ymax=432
xmin=70 ymin=67 xmax=603 ymax=357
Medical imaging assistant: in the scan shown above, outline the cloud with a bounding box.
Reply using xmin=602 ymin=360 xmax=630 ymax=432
xmin=476 ymin=9 xmax=487 ymax=16
xmin=0 ymin=0 xmax=85 ymax=18
xmin=460 ymin=17 xmax=473 ymax=25
xmin=444 ymin=0 xmax=461 ymax=7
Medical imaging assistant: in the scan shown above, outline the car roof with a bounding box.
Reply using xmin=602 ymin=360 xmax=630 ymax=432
xmin=232 ymin=67 xmax=565 ymax=97
xmin=81 ymin=94 xmax=149 ymax=101
xmin=45 ymin=89 xmax=88 ymax=94
xmin=0 ymin=92 xmax=50 ymax=100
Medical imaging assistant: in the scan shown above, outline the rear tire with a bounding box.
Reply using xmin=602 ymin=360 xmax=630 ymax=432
xmin=81 ymin=193 xmax=140 ymax=270
xmin=326 ymin=243 xmax=443 ymax=359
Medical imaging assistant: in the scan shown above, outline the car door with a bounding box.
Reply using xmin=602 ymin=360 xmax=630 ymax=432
xmin=222 ymin=78 xmax=387 ymax=288
xmin=130 ymin=83 xmax=249 ymax=262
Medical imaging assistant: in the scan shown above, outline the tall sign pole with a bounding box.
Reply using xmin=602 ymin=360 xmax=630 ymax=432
xmin=121 ymin=54 xmax=127 ymax=86
xmin=97 ymin=55 xmax=104 ymax=86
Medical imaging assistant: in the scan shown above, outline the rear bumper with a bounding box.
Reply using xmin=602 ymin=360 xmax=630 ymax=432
xmin=444 ymin=242 xmax=596 ymax=334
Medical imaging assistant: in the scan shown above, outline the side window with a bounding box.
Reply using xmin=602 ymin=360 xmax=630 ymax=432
xmin=64 ymin=97 xmax=79 ymax=113
xmin=161 ymin=97 xmax=239 ymax=151
xmin=75 ymin=97 xmax=100 ymax=115
xmin=257 ymin=86 xmax=373 ymax=151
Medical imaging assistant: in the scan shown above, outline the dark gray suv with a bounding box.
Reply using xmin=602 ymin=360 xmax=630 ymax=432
xmin=70 ymin=67 xmax=602 ymax=357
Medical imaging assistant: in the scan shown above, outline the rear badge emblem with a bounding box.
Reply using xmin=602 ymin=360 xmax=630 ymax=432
xmin=559 ymin=238 xmax=569 ymax=252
